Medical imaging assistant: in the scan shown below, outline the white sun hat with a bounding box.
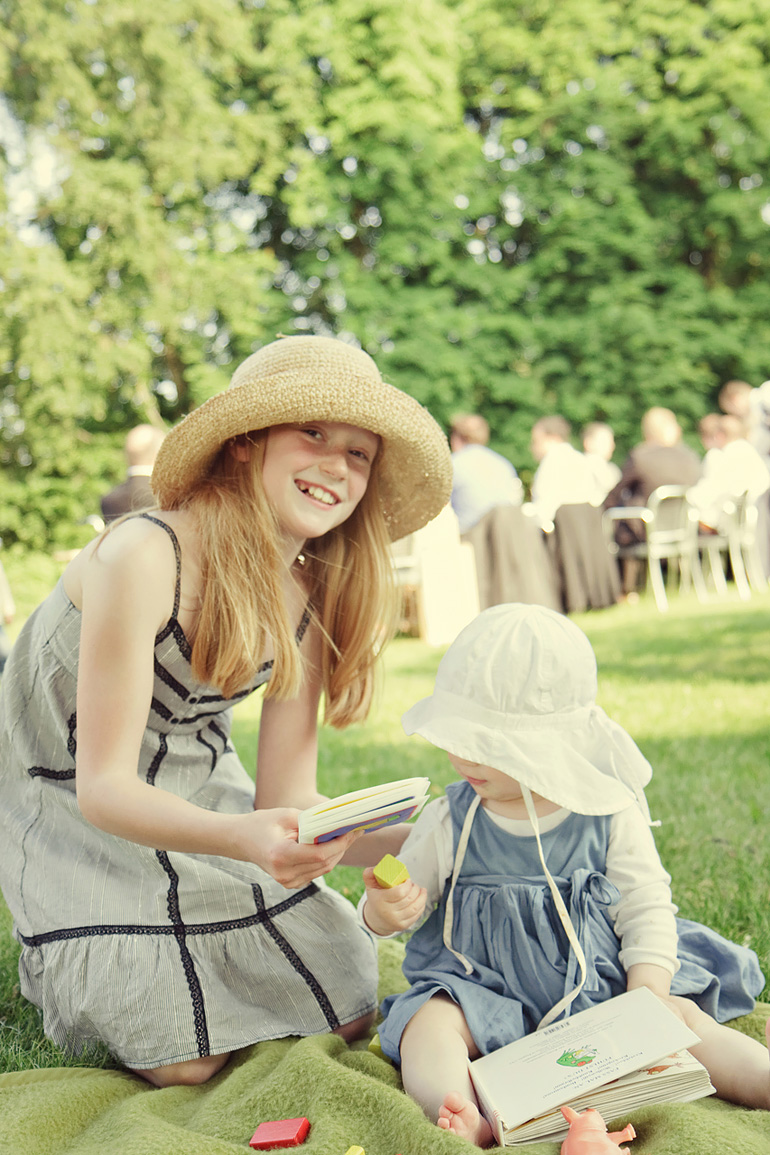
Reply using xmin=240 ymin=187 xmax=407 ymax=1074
xmin=402 ymin=602 xmax=652 ymax=817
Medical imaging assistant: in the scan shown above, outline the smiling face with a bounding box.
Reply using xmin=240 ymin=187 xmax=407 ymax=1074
xmin=260 ymin=421 xmax=380 ymax=553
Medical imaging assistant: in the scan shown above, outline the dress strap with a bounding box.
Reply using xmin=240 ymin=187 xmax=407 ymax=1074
xmin=136 ymin=514 xmax=309 ymax=667
xmin=139 ymin=513 xmax=182 ymax=622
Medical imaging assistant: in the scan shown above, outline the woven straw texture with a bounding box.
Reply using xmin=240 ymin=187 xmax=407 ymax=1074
xmin=152 ymin=336 xmax=452 ymax=541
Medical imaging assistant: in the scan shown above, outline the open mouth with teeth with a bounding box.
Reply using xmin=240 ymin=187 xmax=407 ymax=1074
xmin=296 ymin=480 xmax=339 ymax=506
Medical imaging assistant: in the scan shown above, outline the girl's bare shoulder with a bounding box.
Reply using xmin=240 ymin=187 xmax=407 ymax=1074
xmin=62 ymin=512 xmax=200 ymax=615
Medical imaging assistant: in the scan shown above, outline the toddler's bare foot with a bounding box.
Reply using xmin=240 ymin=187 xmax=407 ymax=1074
xmin=437 ymin=1090 xmax=494 ymax=1148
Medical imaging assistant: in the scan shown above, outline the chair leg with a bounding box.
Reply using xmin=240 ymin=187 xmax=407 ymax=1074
xmin=743 ymin=543 xmax=768 ymax=593
xmin=703 ymin=543 xmax=728 ymax=596
xmin=676 ymin=557 xmax=687 ymax=595
xmin=691 ymin=547 xmax=711 ymax=602
xmin=729 ymin=540 xmax=753 ymax=600
xmin=648 ymin=556 xmax=669 ymax=611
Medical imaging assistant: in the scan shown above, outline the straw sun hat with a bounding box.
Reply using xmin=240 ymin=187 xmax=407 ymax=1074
xmin=151 ymin=335 xmax=453 ymax=542
xmin=402 ymin=603 xmax=654 ymax=817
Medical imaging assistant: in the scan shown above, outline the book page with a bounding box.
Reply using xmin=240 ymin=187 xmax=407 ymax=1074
xmin=507 ymin=1049 xmax=714 ymax=1144
xmin=469 ymin=988 xmax=700 ymax=1135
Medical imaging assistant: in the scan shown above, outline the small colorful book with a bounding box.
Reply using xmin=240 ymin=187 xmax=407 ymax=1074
xmin=298 ymin=777 xmax=430 ymax=844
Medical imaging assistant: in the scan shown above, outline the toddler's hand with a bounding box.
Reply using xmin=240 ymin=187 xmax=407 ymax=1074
xmin=361 ymin=866 xmax=427 ymax=936
xmin=653 ymin=993 xmax=689 ymax=1026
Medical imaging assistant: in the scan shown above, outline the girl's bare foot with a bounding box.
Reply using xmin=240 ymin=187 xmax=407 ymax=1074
xmin=436 ymin=1090 xmax=494 ymax=1147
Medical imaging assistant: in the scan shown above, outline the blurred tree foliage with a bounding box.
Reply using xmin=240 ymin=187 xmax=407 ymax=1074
xmin=1 ymin=0 xmax=769 ymax=547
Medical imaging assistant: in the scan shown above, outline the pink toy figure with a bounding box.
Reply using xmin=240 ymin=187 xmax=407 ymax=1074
xmin=560 ymin=1105 xmax=636 ymax=1154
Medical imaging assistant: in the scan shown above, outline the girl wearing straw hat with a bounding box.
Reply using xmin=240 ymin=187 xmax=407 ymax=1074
xmin=0 ymin=335 xmax=451 ymax=1087
xmin=361 ymin=604 xmax=769 ymax=1147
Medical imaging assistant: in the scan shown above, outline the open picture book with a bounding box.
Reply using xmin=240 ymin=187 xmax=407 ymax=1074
xmin=468 ymin=987 xmax=715 ymax=1146
xmin=298 ymin=777 xmax=431 ymax=844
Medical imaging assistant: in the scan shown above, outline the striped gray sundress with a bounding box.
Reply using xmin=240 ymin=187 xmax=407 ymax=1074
xmin=0 ymin=517 xmax=377 ymax=1069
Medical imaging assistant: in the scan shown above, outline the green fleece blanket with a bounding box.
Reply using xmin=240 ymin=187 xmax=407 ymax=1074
xmin=1 ymin=941 xmax=769 ymax=1155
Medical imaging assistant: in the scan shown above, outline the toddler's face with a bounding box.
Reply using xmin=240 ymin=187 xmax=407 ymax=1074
xmin=446 ymin=753 xmax=560 ymax=818
xmin=447 ymin=754 xmax=525 ymax=804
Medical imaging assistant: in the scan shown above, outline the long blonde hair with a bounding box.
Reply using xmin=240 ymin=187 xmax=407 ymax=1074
xmin=179 ymin=431 xmax=398 ymax=727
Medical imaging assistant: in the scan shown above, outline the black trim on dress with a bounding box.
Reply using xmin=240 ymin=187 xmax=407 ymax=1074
xmin=158 ymin=849 xmax=211 ymax=1056
xmin=28 ymin=766 xmax=76 ymax=781
xmin=145 ymin=733 xmax=168 ymax=788
xmin=251 ymin=883 xmax=340 ymax=1031
xmin=196 ymin=728 xmax=219 ymax=775
xmin=27 ymin=711 xmax=78 ymax=779
xmin=154 ymin=657 xmax=190 ymax=703
xmin=17 ymin=883 xmax=320 ymax=946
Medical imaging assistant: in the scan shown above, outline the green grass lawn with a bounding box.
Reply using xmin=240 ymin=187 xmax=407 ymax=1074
xmin=1 ymin=564 xmax=769 ymax=1072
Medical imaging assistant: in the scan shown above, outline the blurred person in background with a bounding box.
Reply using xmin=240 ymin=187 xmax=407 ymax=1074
xmin=101 ymin=424 xmax=167 ymax=523
xmin=718 ymin=381 xmax=770 ymax=575
xmin=603 ymin=407 xmax=701 ymax=545
xmin=448 ymin=413 xmax=522 ymax=534
xmin=581 ymin=421 xmax=621 ymax=506
xmin=696 ymin=413 xmax=724 ymax=464
xmin=528 ymin=415 xmax=595 ymax=529
xmin=718 ymin=379 xmax=770 ymax=466
xmin=688 ymin=413 xmax=770 ymax=534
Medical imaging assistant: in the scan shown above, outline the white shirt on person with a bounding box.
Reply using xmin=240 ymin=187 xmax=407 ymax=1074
xmin=583 ymin=453 xmax=622 ymax=506
xmin=451 ymin=444 xmax=523 ymax=533
xmin=530 ymin=442 xmax=597 ymax=527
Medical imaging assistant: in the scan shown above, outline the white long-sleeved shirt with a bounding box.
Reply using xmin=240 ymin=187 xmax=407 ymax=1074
xmin=361 ymin=797 xmax=679 ymax=976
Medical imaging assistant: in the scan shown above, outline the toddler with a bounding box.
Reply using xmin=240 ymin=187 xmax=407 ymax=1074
xmin=362 ymin=604 xmax=769 ymax=1146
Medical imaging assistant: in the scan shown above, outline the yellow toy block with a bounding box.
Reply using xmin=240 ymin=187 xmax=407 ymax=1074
xmin=372 ymin=853 xmax=409 ymax=889
xmin=344 ymin=1147 xmax=365 ymax=1155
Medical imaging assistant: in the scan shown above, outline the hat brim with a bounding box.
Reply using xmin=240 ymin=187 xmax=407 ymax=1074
xmin=402 ymin=694 xmax=646 ymax=816
xmin=151 ymin=337 xmax=452 ymax=541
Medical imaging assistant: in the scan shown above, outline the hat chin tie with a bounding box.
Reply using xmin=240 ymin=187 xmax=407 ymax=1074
xmin=441 ymin=786 xmax=589 ymax=1026
xmin=520 ymin=784 xmax=588 ymax=1030
xmin=442 ymin=793 xmax=480 ymax=976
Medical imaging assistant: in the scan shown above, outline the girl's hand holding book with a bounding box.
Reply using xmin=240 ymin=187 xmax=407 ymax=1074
xmin=232 ymin=808 xmax=362 ymax=890
xmin=361 ymin=867 xmax=427 ymax=936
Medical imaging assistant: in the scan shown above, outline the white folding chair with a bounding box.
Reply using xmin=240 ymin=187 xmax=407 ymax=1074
xmin=603 ymin=485 xmax=706 ymax=611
